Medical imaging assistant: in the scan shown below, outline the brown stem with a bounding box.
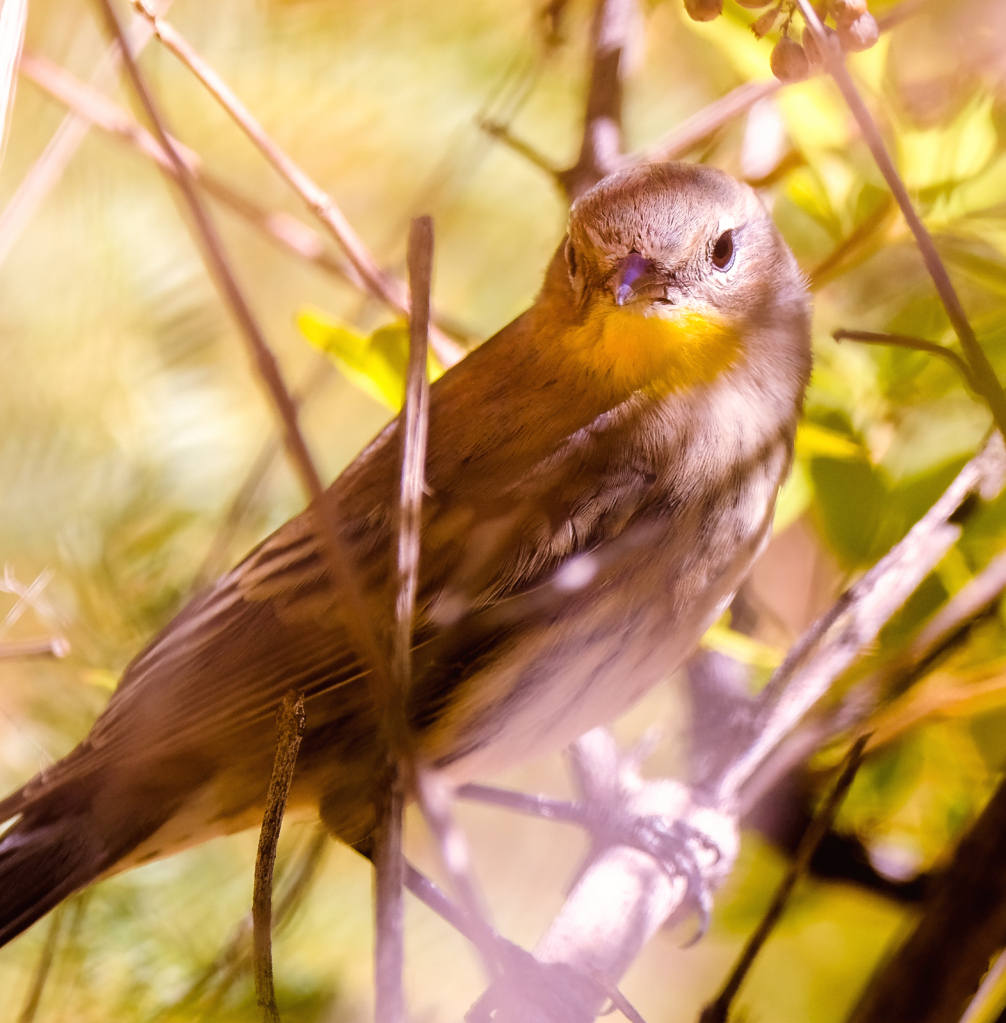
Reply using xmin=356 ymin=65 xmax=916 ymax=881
xmin=702 ymin=737 xmax=868 ymax=1023
xmin=373 ymin=216 xmax=434 ymax=1023
xmin=559 ymin=0 xmax=636 ymax=200
xmin=92 ymin=0 xmax=392 ymax=710
xmin=16 ymin=903 xmax=66 ymax=1023
xmin=252 ymin=692 xmax=306 ymax=1023
xmin=0 ymin=636 xmax=68 ymax=660
xmin=131 ymin=1 xmax=463 ymax=367
xmin=719 ymin=433 xmax=1006 ymax=806
xmin=848 ymin=772 xmax=1006 ymax=1023
xmin=833 ymin=329 xmax=981 ymax=393
xmin=639 ymin=79 xmax=782 ymax=165
xmin=796 ymin=0 xmax=1006 ymax=440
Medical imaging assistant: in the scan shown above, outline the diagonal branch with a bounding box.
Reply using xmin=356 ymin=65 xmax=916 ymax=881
xmin=559 ymin=0 xmax=637 ymax=201
xmin=130 ymin=0 xmax=464 ymax=367
xmin=0 ymin=1 xmax=175 ymax=267
xmin=639 ymin=79 xmax=782 ymax=166
xmin=18 ymin=52 xmax=366 ymax=293
xmin=92 ymin=0 xmax=392 ymax=707
xmin=715 ymin=433 xmax=1006 ymax=806
xmin=795 ymin=0 xmax=1006 ymax=440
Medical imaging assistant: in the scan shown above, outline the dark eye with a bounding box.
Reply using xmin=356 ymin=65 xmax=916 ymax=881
xmin=711 ymin=229 xmax=735 ymax=271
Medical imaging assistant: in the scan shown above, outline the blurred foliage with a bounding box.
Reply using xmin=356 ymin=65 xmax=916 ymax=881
xmin=2 ymin=0 xmax=1006 ymax=1020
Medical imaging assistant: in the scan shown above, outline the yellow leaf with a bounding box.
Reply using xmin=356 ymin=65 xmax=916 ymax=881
xmin=297 ymin=307 xmax=444 ymax=411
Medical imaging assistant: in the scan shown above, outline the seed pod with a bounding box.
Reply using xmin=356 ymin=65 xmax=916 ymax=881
xmin=751 ymin=5 xmax=780 ymax=38
xmin=829 ymin=0 xmax=868 ymax=22
xmin=837 ymin=11 xmax=879 ymax=51
xmin=802 ymin=23 xmax=833 ymax=64
xmin=770 ymin=35 xmax=811 ymax=82
xmin=684 ymin=0 xmax=723 ymax=21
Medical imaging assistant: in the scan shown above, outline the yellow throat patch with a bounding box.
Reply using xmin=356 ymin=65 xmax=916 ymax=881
xmin=566 ymin=302 xmax=744 ymax=401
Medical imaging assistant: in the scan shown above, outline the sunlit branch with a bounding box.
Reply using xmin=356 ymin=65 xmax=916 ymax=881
xmin=93 ymin=0 xmax=392 ymax=707
xmin=700 ymin=737 xmax=868 ymax=1023
xmin=130 ymin=0 xmax=464 ymax=367
xmin=0 ymin=2 xmax=174 ymax=267
xmin=18 ymin=53 xmax=365 ymax=292
xmin=559 ymin=0 xmax=637 ymax=200
xmin=639 ymin=79 xmax=782 ymax=166
xmin=796 ymin=0 xmax=1006 ymax=440
xmin=833 ymin=329 xmax=981 ymax=394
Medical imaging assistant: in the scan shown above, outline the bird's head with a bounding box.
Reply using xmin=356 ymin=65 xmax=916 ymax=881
xmin=559 ymin=162 xmax=811 ymax=400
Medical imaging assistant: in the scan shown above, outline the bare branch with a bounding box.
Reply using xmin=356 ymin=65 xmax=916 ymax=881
xmin=0 ymin=637 xmax=69 ymax=660
xmin=0 ymin=2 xmax=173 ymax=266
xmin=16 ymin=902 xmax=66 ymax=1023
xmin=93 ymin=0 xmax=391 ymax=705
xmin=739 ymin=548 xmax=1006 ymax=815
xmin=418 ymin=771 xmax=501 ymax=980
xmin=639 ymin=79 xmax=782 ymax=166
xmin=833 ymin=329 xmax=980 ymax=394
xmin=374 ymin=216 xmax=434 ymax=1023
xmin=796 ymin=0 xmax=1006 ymax=439
xmin=716 ymin=433 xmax=1006 ymax=806
xmin=252 ymin=692 xmax=306 ymax=1023
xmin=479 ymin=117 xmax=561 ymax=177
xmin=848 ymin=772 xmax=1006 ymax=1023
xmin=808 ymin=195 xmax=895 ymax=289
xmin=130 ymin=0 xmax=464 ymax=367
xmin=700 ymin=737 xmax=868 ymax=1023
xmin=0 ymin=0 xmax=27 ymax=170
xmin=559 ymin=0 xmax=638 ymax=200
xmin=19 ymin=52 xmax=366 ymax=294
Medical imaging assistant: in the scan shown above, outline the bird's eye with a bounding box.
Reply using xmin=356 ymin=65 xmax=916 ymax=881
xmin=711 ymin=230 xmax=735 ymax=271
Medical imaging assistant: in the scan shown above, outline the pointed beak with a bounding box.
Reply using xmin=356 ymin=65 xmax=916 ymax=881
xmin=612 ymin=252 xmax=657 ymax=306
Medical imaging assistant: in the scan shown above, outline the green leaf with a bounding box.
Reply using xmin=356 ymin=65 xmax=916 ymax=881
xmin=297 ymin=306 xmax=444 ymax=411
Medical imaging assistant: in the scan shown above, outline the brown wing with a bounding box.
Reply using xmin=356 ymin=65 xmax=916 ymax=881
xmin=3 ymin=302 xmax=661 ymax=809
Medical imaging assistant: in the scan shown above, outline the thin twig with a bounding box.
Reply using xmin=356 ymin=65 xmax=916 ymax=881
xmin=418 ymin=771 xmax=502 ymax=980
xmin=156 ymin=828 xmax=327 ymax=1020
xmin=479 ymin=117 xmax=561 ymax=177
xmin=795 ymin=0 xmax=1006 ymax=439
xmin=833 ymin=329 xmax=981 ymax=394
xmin=130 ymin=0 xmax=464 ymax=367
xmin=0 ymin=636 xmax=69 ymax=660
xmin=18 ymin=52 xmax=365 ymax=294
xmin=0 ymin=0 xmax=27 ymax=169
xmin=559 ymin=0 xmax=636 ymax=200
xmin=16 ymin=903 xmax=66 ymax=1023
xmin=93 ymin=0 xmax=391 ymax=708
xmin=716 ymin=433 xmax=1006 ymax=805
xmin=848 ymin=770 xmax=1006 ymax=1023
xmin=701 ymin=736 xmax=869 ymax=1023
xmin=252 ymin=692 xmax=306 ymax=1023
xmin=392 ymin=216 xmax=433 ymax=748
xmin=0 ymin=3 xmax=174 ymax=266
xmin=739 ymin=549 xmax=1006 ymax=815
xmin=639 ymin=79 xmax=782 ymax=166
xmin=373 ymin=216 xmax=434 ymax=1023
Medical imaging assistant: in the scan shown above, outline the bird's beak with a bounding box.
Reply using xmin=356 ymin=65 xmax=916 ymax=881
xmin=612 ymin=252 xmax=658 ymax=307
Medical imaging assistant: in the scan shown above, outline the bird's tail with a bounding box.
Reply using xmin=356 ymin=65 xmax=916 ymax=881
xmin=0 ymin=785 xmax=112 ymax=947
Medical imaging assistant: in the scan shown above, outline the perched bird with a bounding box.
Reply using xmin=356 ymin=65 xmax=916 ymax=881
xmin=0 ymin=162 xmax=811 ymax=945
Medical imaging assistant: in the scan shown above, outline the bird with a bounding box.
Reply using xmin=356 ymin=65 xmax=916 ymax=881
xmin=0 ymin=161 xmax=811 ymax=946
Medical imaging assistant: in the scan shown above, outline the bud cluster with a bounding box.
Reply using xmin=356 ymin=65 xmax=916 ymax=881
xmin=683 ymin=0 xmax=879 ymax=83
